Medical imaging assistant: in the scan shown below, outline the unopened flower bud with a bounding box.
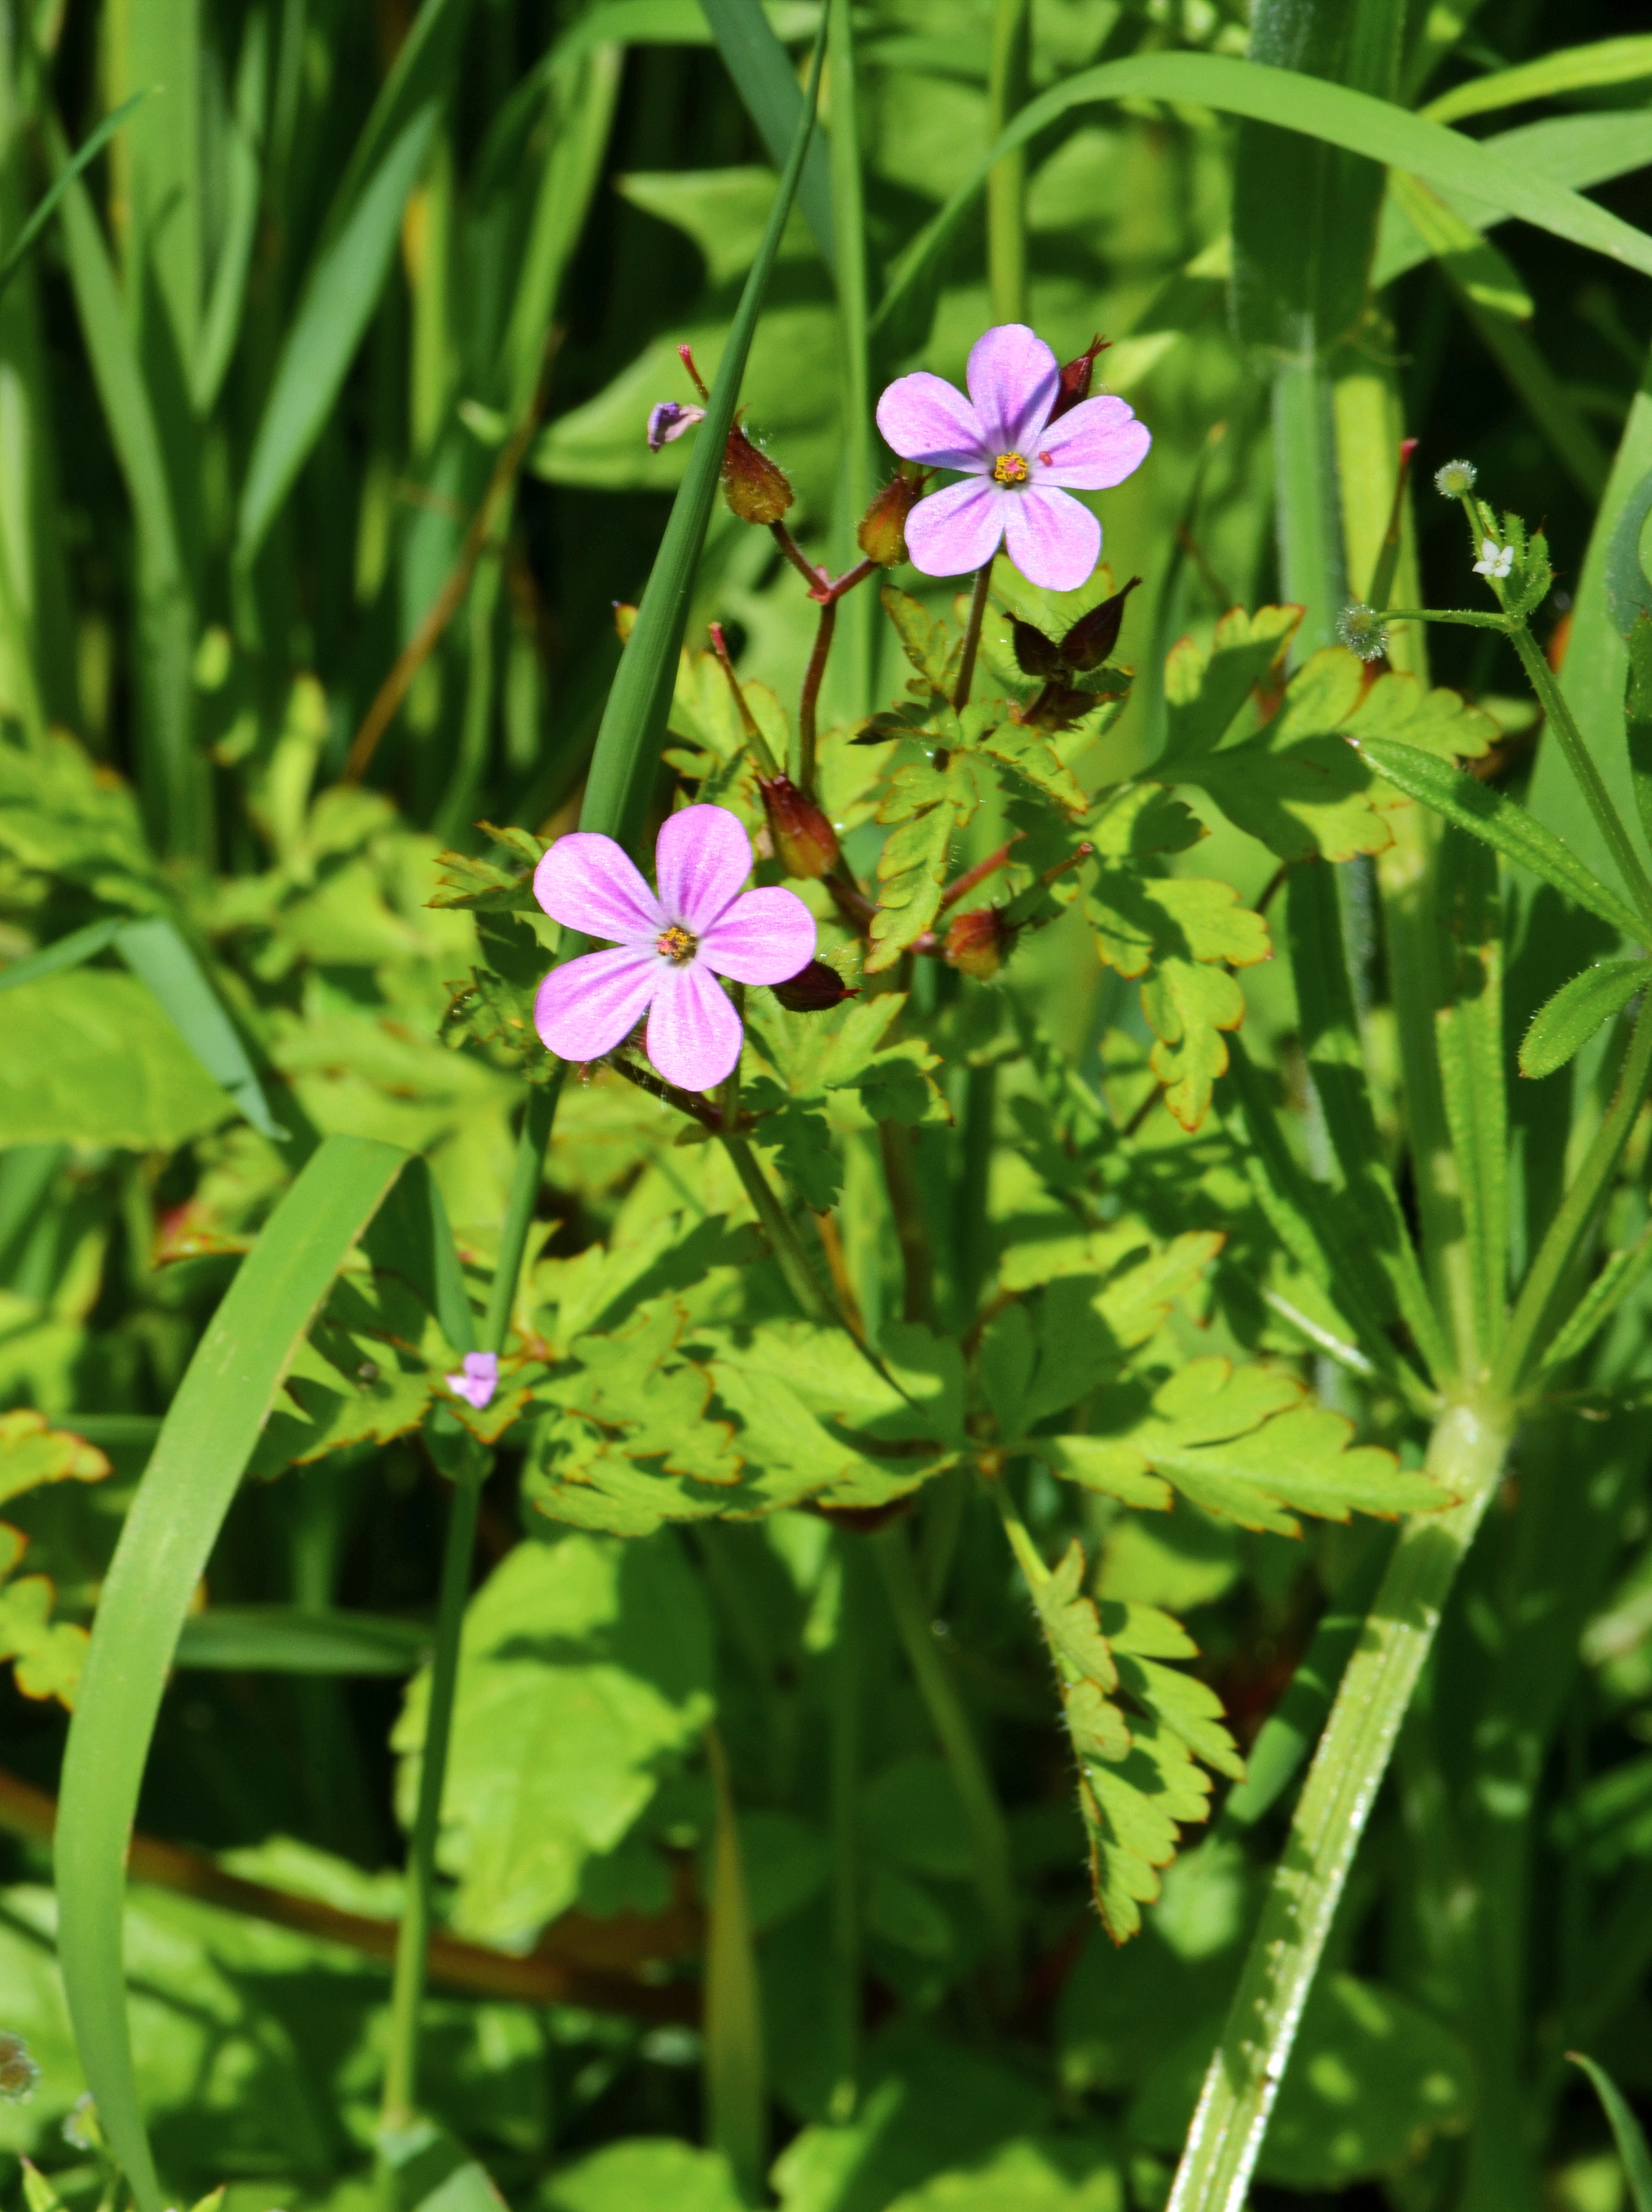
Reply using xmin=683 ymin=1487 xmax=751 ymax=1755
xmin=857 ymin=466 xmax=927 ymax=566
xmin=1434 ymin=458 xmax=1477 ymax=498
xmin=1011 ymin=619 xmax=1064 ymax=678
xmin=1336 ymin=601 xmax=1389 ymax=664
xmin=1048 ymin=334 xmax=1111 ymax=421
xmin=614 ymin=602 xmax=638 ymax=643
xmin=722 ymin=422 xmax=793 ymax=525
xmin=1060 ymin=575 xmax=1141 ymax=671
xmin=944 ymin=905 xmax=1011 ymax=979
xmin=760 ymin=775 xmax=840 ymax=878
xmin=647 ymin=401 xmax=706 ymax=451
xmin=772 ymin=958 xmax=858 ymax=1012
xmin=678 ymin=344 xmax=711 ymax=401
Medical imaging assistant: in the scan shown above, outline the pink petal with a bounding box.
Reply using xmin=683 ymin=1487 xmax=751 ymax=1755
xmin=1002 ymin=485 xmax=1101 ymax=593
xmin=656 ymin=803 xmax=753 ymax=935
xmin=904 ymin=477 xmax=1008 ymax=578
xmin=699 ymin=885 xmax=818 ymax=985
xmin=1034 ymin=395 xmax=1152 ymax=490
xmin=874 ymin=371 xmax=987 ymax=470
xmin=534 ymin=945 xmax=660 ymax=1064
xmin=647 ymin=961 xmax=744 ymax=1092
xmin=446 ymin=1351 xmax=499 ymax=1409
xmin=535 ymin=832 xmax=661 ymax=944
xmin=967 ymin=324 xmax=1060 ymax=455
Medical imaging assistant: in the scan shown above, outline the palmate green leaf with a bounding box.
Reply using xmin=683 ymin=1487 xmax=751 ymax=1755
xmin=875 ymin=50 xmax=1652 ymax=348
xmin=1142 ymin=959 xmax=1250 ymax=1134
xmin=392 ymin=1533 xmax=713 ymax=1947
xmin=1357 ymin=737 xmax=1647 ymax=941
xmin=1042 ymin=1357 xmax=1441 ymax=1537
xmin=55 ymin=1134 xmax=413 ymax=2212
xmin=0 ymin=970 xmax=235 ymax=1150
xmin=1159 ymin=604 xmax=1302 ymax=762
xmin=868 ymin=753 xmax=988 ymax=970
xmin=1520 ymin=958 xmax=1651 ymax=1079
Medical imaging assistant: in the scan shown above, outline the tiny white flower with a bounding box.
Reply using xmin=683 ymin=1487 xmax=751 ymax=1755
xmin=1473 ymin=538 xmax=1514 ymax=580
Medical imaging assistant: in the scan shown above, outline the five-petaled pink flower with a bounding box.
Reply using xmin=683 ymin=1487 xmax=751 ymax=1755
xmin=446 ymin=1351 xmax=498 ymax=1410
xmin=534 ymin=805 xmax=816 ymax=1093
xmin=876 ymin=324 xmax=1150 ymax=593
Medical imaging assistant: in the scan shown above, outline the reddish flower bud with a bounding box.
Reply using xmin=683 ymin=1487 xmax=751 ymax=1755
xmin=760 ymin=775 xmax=840 ymax=878
xmin=1011 ymin=619 xmax=1064 ymax=678
xmin=1060 ymin=575 xmax=1141 ymax=671
xmin=773 ymin=958 xmax=858 ymax=1011
xmin=722 ymin=422 xmax=794 ymax=525
xmin=1047 ymin=334 xmax=1111 ymax=422
xmin=944 ymin=905 xmax=1012 ymax=979
xmin=678 ymin=344 xmax=711 ymax=401
xmin=857 ymin=466 xmax=927 ymax=567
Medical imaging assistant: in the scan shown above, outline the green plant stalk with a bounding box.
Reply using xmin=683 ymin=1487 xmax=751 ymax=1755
xmin=378 ymin=1430 xmax=483 ymax=2135
xmin=954 ymin=1062 xmax=996 ymax=1322
xmin=720 ymin=1131 xmax=836 ymax=1324
xmin=1505 ymin=619 xmax=1652 ymax=936
xmin=1272 ymin=345 xmax=1345 ymax=656
xmin=985 ymin=0 xmax=1030 ymax=323
xmin=1165 ymin=1397 xmax=1512 ymax=2212
xmin=952 ymin=561 xmax=996 ymax=711
xmin=872 ymin=1519 xmax=1018 ymax=1974
xmin=827 ymin=1535 xmax=862 ymax=2119
xmin=827 ymin=0 xmax=874 ymax=722
xmin=1494 ymin=992 xmax=1652 ymax=1399
xmin=705 ymin=1725 xmax=767 ymax=2204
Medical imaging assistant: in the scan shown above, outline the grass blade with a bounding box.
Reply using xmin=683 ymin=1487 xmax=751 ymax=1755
xmin=1568 ymin=2053 xmax=1652 ymax=2212
xmin=174 ymin=1608 xmax=431 ymax=1675
xmin=1356 ymin=736 xmax=1647 ymax=942
xmin=578 ymin=11 xmax=828 ymax=853
xmin=193 ymin=11 xmax=267 ymax=415
xmin=699 ymin=0 xmax=836 ymax=273
xmin=0 ymin=90 xmax=148 ymax=312
xmin=55 ymin=1135 xmax=413 ymax=2212
xmin=1423 ymin=36 xmax=1652 ymax=125
xmin=236 ymin=107 xmax=440 ymax=567
xmin=113 ymin=917 xmax=285 ymax=1143
xmin=874 ymin=52 xmax=1652 ymax=345
xmin=0 ymin=919 xmax=121 ymax=993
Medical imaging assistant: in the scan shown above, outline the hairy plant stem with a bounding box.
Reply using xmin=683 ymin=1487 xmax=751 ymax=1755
xmin=772 ymin=519 xmax=824 ymax=592
xmin=871 ymin=1519 xmax=1018 ymax=1975
xmin=952 ymin=562 xmax=995 ymax=712
xmin=797 ymin=595 xmax=837 ymax=788
xmin=709 ymin=621 xmax=782 ymax=778
xmin=379 ymin=1075 xmax=561 ymax=2140
xmin=1494 ymin=991 xmax=1652 ymax=1399
xmin=1166 ymin=1397 xmax=1513 ymax=2212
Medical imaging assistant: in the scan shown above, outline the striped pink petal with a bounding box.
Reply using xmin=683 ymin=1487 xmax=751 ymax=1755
xmin=534 ymin=945 xmax=660 ymax=1064
xmin=698 ymin=885 xmax=818 ymax=985
xmin=647 ymin=961 xmax=744 ymax=1091
xmin=905 ymin=477 xmax=1008 ymax=578
xmin=1002 ymin=485 xmax=1101 ymax=593
xmin=656 ymin=804 xmax=753 ymax=934
xmin=966 ymin=324 xmax=1060 ymax=456
xmin=535 ymin=833 xmax=661 ymax=945
xmin=1034 ymin=394 xmax=1152 ymax=490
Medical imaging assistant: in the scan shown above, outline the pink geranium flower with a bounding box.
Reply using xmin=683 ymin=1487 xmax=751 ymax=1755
xmin=534 ymin=804 xmax=816 ymax=1093
xmin=446 ymin=1351 xmax=498 ymax=1410
xmin=876 ymin=324 xmax=1150 ymax=593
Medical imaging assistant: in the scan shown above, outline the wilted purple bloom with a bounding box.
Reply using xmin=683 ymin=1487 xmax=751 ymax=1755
xmin=534 ymin=805 xmax=816 ymax=1093
xmin=647 ymin=401 xmax=706 ymax=451
xmin=875 ymin=324 xmax=1151 ymax=592
xmin=446 ymin=1351 xmax=498 ymax=1410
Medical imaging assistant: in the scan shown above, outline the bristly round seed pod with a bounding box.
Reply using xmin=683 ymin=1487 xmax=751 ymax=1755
xmin=1433 ymin=458 xmax=1477 ymax=498
xmin=857 ymin=465 xmax=927 ymax=566
xmin=760 ymin=776 xmax=841 ymax=878
xmin=722 ymin=422 xmax=794 ymax=525
xmin=944 ymin=905 xmax=1011 ymax=979
xmin=772 ymin=958 xmax=858 ymax=1011
xmin=1047 ymin=334 xmax=1112 ymax=422
xmin=1060 ymin=575 xmax=1142 ymax=671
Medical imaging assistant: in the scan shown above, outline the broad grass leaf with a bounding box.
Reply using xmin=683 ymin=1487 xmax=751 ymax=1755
xmin=1520 ymin=958 xmax=1650 ymax=1079
xmin=1569 ymin=2054 xmax=1652 ymax=2212
xmin=394 ymin=1533 xmax=713 ymax=1947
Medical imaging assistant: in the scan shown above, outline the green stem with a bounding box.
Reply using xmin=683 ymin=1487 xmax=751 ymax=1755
xmin=871 ymin=1519 xmax=1018 ymax=1974
xmin=985 ymin=0 xmax=1030 ymax=323
xmin=1272 ymin=346 xmax=1345 ymax=658
xmin=379 ymin=1073 xmax=560 ymax=2138
xmin=379 ymin=1433 xmax=484 ymax=2135
xmin=705 ymin=1725 xmax=767 ymax=2205
xmin=952 ymin=562 xmax=994 ymax=713
xmin=878 ymin=1119 xmax=934 ymax=1324
xmin=1506 ymin=620 xmax=1652 ymax=935
xmin=1494 ymin=992 xmax=1652 ymax=1399
xmin=827 ymin=0 xmax=874 ymax=722
xmin=1165 ymin=1397 xmax=1512 ymax=2212
xmin=954 ymin=1062 xmax=996 ymax=1323
xmin=720 ymin=1131 xmax=836 ymax=1324
xmin=827 ymin=1534 xmax=862 ymax=2120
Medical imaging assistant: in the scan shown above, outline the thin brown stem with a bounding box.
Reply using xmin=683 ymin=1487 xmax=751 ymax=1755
xmin=610 ymin=1050 xmax=753 ymax=1134
xmin=952 ymin=560 xmax=996 ymax=713
xmin=708 ymin=624 xmax=782 ymax=778
xmin=940 ymin=835 xmax=1024 ymax=913
xmin=797 ymin=597 xmax=837 ymax=788
xmin=813 ymin=1209 xmax=866 ymax=1339
xmin=824 ymin=555 xmax=879 ymax=604
xmin=344 ymin=337 xmax=559 ymax=785
xmin=772 ymin=520 xmax=826 ymax=593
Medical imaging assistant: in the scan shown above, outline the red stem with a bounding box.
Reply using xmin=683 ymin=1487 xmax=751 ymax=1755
xmin=939 ymin=836 xmax=1024 ymax=913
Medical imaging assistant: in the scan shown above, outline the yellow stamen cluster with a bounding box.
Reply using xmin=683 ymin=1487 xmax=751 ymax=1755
xmin=656 ymin=923 xmax=696 ymax=963
xmin=992 ymin=451 xmax=1030 ymax=487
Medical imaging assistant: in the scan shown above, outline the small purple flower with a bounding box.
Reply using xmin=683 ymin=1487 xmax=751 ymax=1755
xmin=534 ymin=804 xmax=816 ymax=1093
xmin=447 ymin=1351 xmax=498 ymax=1410
xmin=875 ymin=324 xmax=1151 ymax=593
xmin=647 ymin=401 xmax=706 ymax=452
